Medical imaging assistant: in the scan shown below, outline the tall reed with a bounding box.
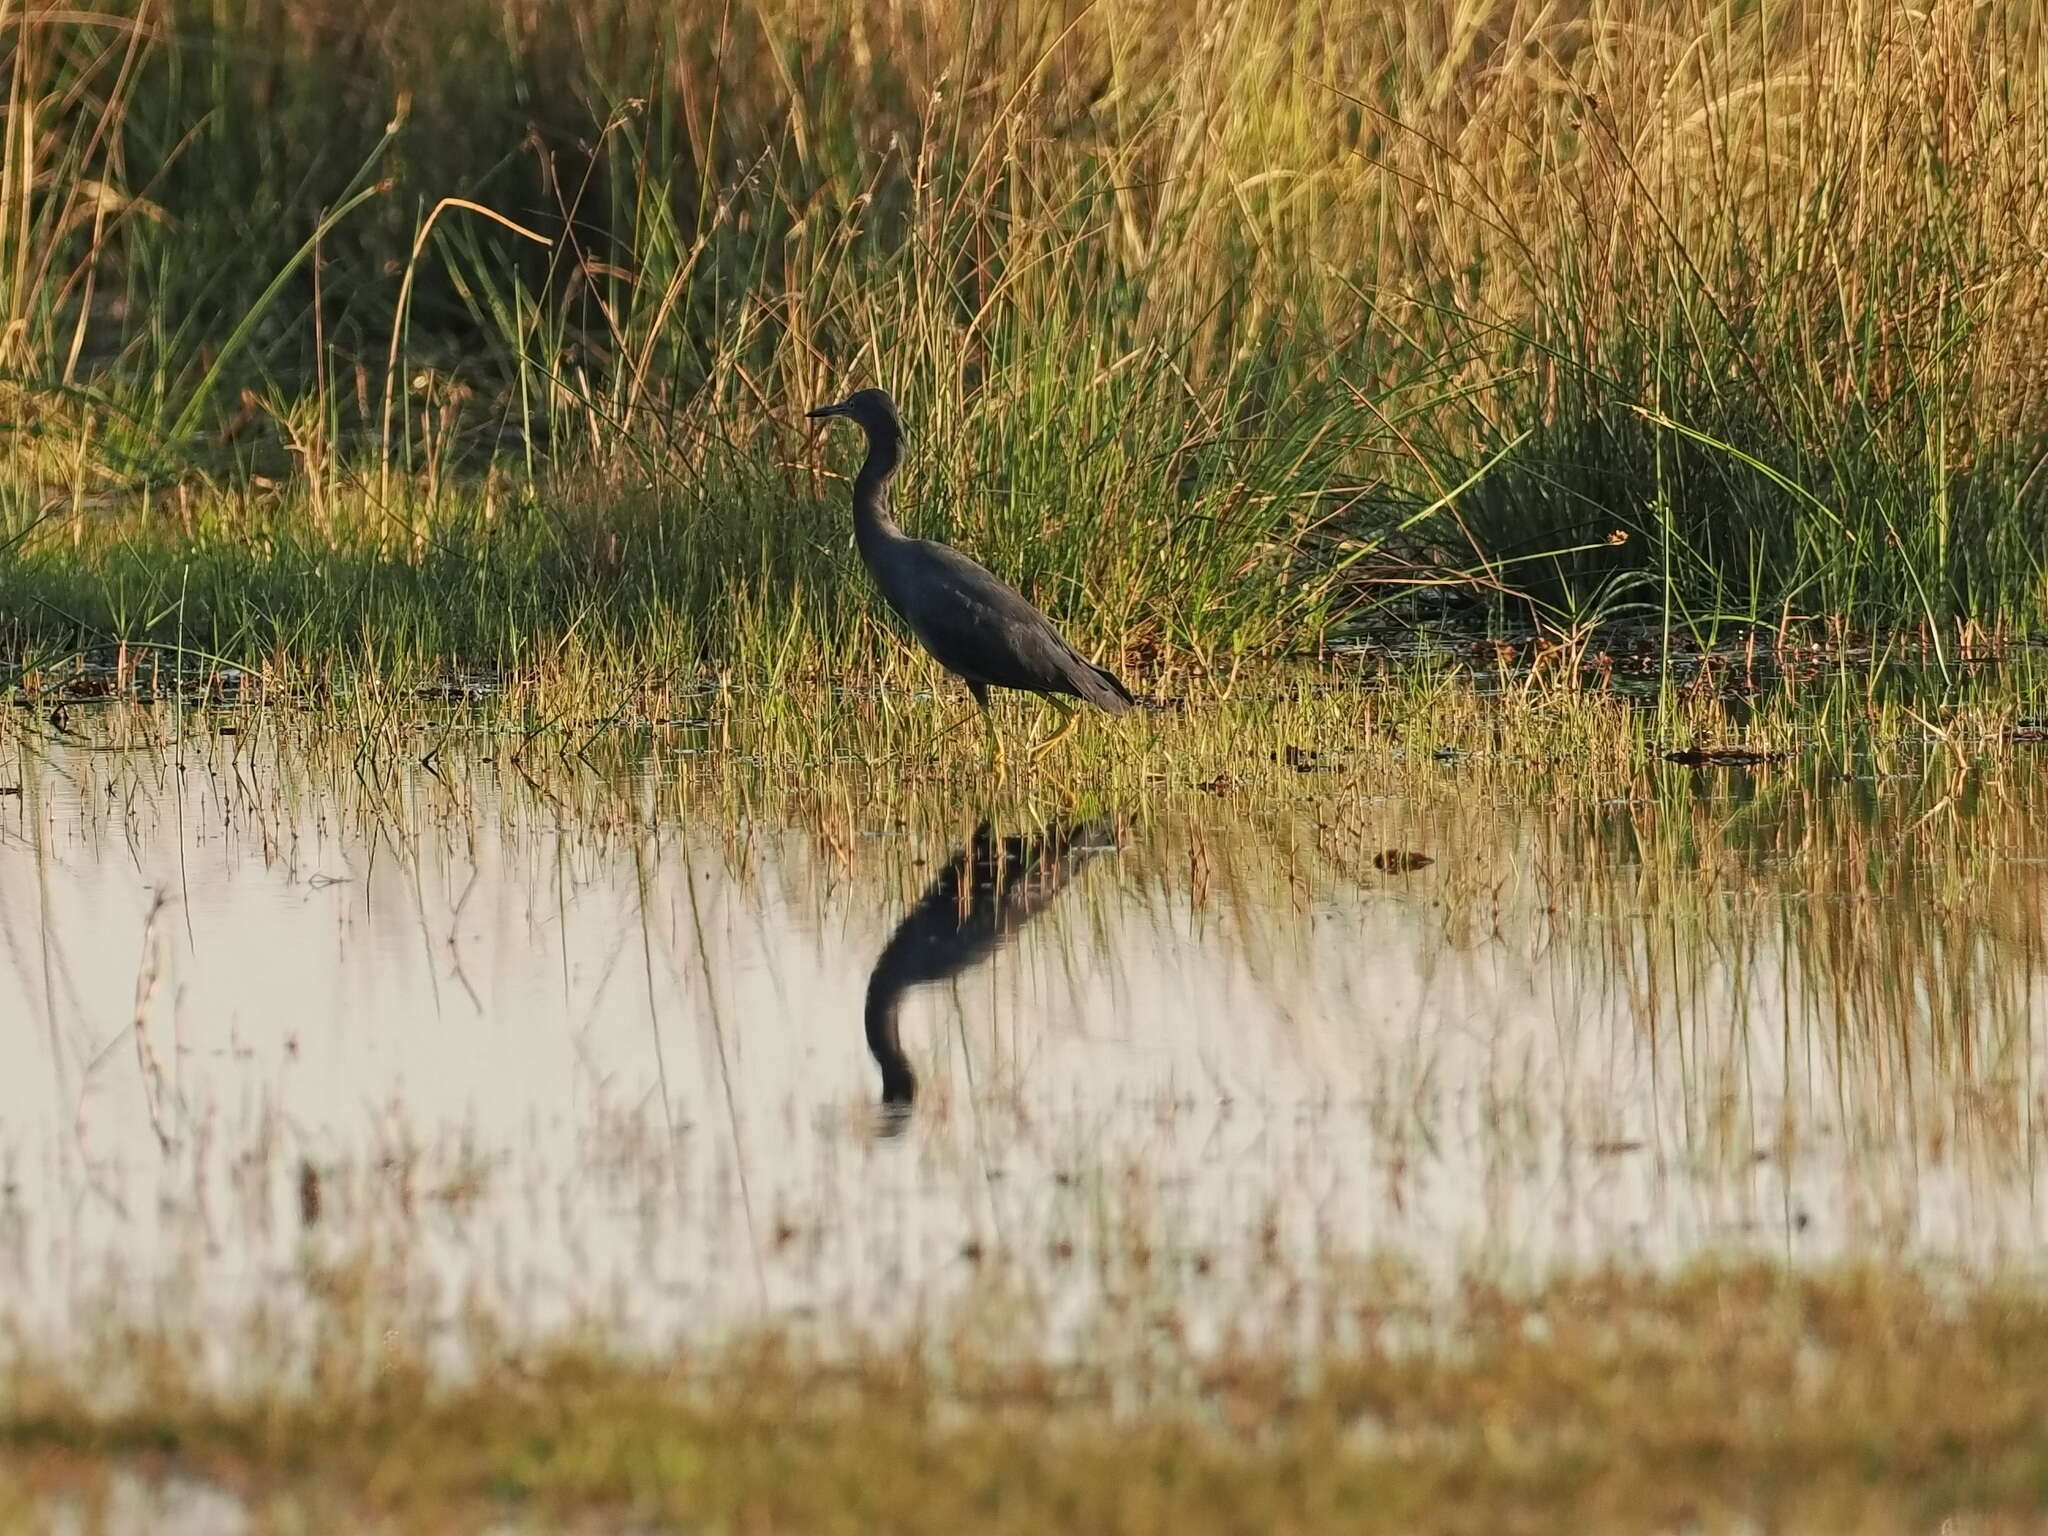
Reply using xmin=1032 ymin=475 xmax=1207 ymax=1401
xmin=2 ymin=0 xmax=2045 ymax=671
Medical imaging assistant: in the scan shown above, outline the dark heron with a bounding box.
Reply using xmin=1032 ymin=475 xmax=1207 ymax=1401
xmin=806 ymin=388 xmax=1135 ymax=761
xmin=864 ymin=818 xmax=1117 ymax=1131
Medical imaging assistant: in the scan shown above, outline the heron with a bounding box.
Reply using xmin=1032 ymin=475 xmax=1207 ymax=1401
xmin=805 ymin=388 xmax=1135 ymax=762
xmin=864 ymin=818 xmax=1118 ymax=1131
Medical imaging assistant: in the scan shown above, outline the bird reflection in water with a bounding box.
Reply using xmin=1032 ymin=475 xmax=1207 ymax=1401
xmin=864 ymin=819 xmax=1118 ymax=1133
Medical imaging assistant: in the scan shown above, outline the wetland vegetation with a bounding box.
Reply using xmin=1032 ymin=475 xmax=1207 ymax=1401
xmin=3 ymin=0 xmax=2047 ymax=682
xmin=6 ymin=0 xmax=2048 ymax=1529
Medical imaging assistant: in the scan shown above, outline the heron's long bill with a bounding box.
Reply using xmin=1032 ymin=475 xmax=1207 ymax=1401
xmin=805 ymin=401 xmax=846 ymax=419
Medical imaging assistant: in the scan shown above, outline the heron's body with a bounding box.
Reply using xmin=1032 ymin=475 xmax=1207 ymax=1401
xmin=808 ymin=390 xmax=1135 ymax=735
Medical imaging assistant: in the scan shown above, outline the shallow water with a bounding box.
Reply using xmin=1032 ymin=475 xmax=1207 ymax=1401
xmin=3 ymin=707 xmax=2045 ymax=1370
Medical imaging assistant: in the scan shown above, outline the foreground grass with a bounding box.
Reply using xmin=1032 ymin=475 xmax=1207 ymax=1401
xmin=6 ymin=1264 xmax=2048 ymax=1533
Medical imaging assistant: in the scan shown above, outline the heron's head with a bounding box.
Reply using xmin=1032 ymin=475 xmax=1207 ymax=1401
xmin=805 ymin=387 xmax=901 ymax=438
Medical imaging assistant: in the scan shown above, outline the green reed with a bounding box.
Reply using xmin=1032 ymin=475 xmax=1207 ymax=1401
xmin=2 ymin=0 xmax=2047 ymax=677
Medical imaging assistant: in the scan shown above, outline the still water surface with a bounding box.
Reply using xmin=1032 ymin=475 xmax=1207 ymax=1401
xmin=3 ymin=710 xmax=2044 ymax=1362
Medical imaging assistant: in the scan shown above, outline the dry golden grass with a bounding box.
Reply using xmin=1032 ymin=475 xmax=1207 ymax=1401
xmin=9 ymin=1261 xmax=2048 ymax=1533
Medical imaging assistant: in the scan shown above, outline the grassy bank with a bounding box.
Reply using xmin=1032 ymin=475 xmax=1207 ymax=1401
xmin=3 ymin=0 xmax=2047 ymax=677
xmin=8 ymin=1264 xmax=2048 ymax=1533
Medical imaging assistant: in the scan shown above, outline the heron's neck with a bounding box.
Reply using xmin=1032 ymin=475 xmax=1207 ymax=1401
xmin=852 ymin=427 xmax=904 ymax=554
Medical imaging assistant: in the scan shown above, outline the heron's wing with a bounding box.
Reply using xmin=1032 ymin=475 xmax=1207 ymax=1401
xmin=895 ymin=540 xmax=1125 ymax=705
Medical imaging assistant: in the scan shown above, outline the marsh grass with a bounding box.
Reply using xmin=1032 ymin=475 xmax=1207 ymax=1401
xmin=3 ymin=0 xmax=2047 ymax=680
xmin=10 ymin=1261 xmax=2048 ymax=1534
xmin=11 ymin=637 xmax=2048 ymax=807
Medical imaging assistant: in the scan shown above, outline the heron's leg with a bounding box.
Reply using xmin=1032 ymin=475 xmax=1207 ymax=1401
xmin=1028 ymin=697 xmax=1078 ymax=761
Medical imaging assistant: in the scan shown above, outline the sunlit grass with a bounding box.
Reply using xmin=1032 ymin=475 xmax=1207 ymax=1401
xmin=4 ymin=0 xmax=2047 ymax=673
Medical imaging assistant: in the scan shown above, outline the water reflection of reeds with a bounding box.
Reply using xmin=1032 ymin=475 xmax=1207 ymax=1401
xmin=2 ymin=700 xmax=2045 ymax=1365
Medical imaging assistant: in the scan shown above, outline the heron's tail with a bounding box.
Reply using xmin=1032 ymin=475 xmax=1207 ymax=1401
xmin=1068 ymin=652 xmax=1136 ymax=715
